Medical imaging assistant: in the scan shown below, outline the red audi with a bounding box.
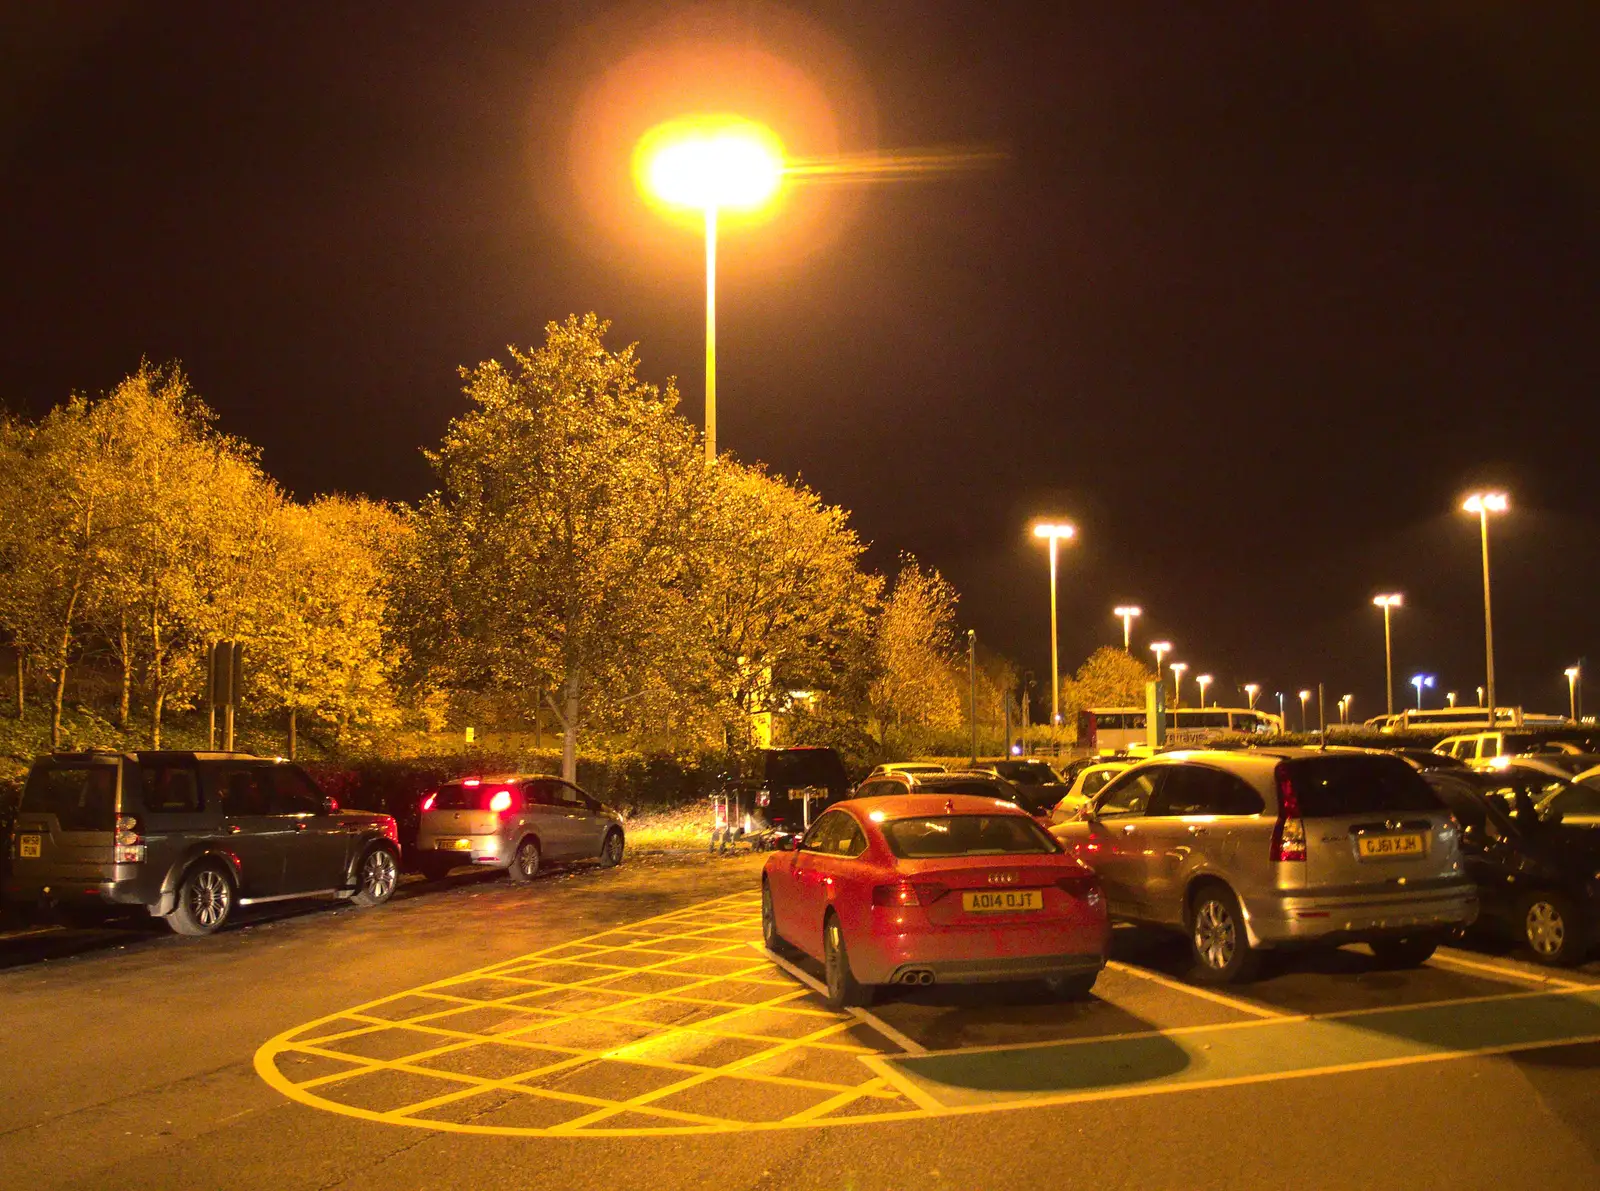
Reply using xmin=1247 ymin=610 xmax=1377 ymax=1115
xmin=761 ymin=794 xmax=1110 ymax=1008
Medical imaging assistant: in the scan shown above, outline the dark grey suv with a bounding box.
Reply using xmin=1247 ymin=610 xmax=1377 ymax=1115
xmin=5 ymin=750 xmax=402 ymax=935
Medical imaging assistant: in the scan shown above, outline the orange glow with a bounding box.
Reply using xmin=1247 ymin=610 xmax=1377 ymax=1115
xmin=635 ymin=116 xmax=785 ymax=212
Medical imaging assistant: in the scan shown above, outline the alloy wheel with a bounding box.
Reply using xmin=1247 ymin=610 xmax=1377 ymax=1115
xmin=825 ymin=922 xmax=844 ymax=1000
xmin=190 ymin=869 xmax=230 ymax=928
xmin=605 ymin=832 xmax=623 ymax=866
xmin=1194 ymin=899 xmax=1236 ymax=971
xmin=362 ymin=850 xmax=397 ymax=900
xmin=1526 ymin=900 xmax=1566 ymax=958
xmin=518 ymin=841 xmax=539 ymax=879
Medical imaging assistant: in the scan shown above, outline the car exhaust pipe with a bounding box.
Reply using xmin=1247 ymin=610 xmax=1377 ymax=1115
xmin=899 ymin=969 xmax=934 ymax=985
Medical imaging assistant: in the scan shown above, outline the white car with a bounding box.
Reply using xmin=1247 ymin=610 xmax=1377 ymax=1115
xmin=1050 ymin=761 xmax=1130 ymax=824
xmin=866 ymin=762 xmax=947 ymax=778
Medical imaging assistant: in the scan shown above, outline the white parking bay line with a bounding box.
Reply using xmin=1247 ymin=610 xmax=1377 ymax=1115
xmin=1105 ymin=961 xmax=1285 ymax=1018
xmin=750 ymin=943 xmax=929 ymax=1055
xmin=1429 ymin=949 xmax=1589 ymax=992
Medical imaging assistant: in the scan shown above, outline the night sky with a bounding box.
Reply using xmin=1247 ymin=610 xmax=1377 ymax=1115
xmin=3 ymin=2 xmax=1596 ymax=721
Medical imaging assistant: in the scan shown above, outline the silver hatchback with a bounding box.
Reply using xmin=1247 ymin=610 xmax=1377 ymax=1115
xmin=414 ymin=775 xmax=625 ymax=882
xmin=1052 ymin=749 xmax=1477 ymax=982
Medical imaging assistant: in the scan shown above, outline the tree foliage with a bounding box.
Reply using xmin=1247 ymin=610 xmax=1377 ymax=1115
xmin=1060 ymin=646 xmax=1156 ymax=729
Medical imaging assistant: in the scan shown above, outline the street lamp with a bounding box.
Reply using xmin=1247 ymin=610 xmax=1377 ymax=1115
xmin=1244 ymin=683 xmax=1259 ymax=710
xmin=1298 ymin=689 xmax=1311 ymax=732
xmin=1170 ymin=663 xmax=1188 ymax=709
xmin=1566 ymin=665 xmax=1581 ymax=722
xmin=1476 ymin=685 xmax=1484 ymax=706
xmin=1372 ymin=594 xmax=1403 ymax=717
xmin=1032 ymin=522 xmax=1077 ymax=727
xmin=1341 ymin=694 xmax=1353 ymax=724
xmin=636 ymin=116 xmax=785 ymax=463
xmin=1150 ymin=642 xmax=1172 ymax=691
xmin=1461 ymin=492 xmax=1509 ymax=714
xmin=1410 ymin=673 xmax=1435 ymax=711
xmin=1447 ymin=691 xmax=1457 ymax=708
xmin=1113 ymin=606 xmax=1142 ymax=652
xmin=1196 ymin=674 xmax=1212 ymax=708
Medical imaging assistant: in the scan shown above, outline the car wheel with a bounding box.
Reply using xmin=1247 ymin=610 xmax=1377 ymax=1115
xmin=1368 ymin=935 xmax=1439 ymax=969
xmin=167 ymin=864 xmax=234 ymax=936
xmin=351 ymin=847 xmax=399 ymax=907
xmin=1188 ymin=885 xmax=1259 ymax=985
xmin=415 ymin=855 xmax=453 ymax=882
xmin=507 ymin=837 xmax=541 ymax=885
xmin=598 ymin=829 xmax=624 ymax=868
xmin=1520 ymin=891 xmax=1585 ymax=966
xmin=822 ymin=912 xmax=874 ymax=1010
xmin=1043 ymin=972 xmax=1098 ymax=1000
xmin=761 ymin=880 xmax=791 ymax=956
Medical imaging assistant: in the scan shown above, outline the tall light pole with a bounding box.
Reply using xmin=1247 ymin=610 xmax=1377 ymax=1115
xmin=1113 ymin=606 xmax=1142 ymax=652
xmin=1462 ymin=492 xmax=1508 ymax=714
xmin=1566 ymin=666 xmax=1581 ymax=723
xmin=1447 ymin=691 xmax=1457 ymax=708
xmin=637 ymin=117 xmax=785 ymax=463
xmin=1170 ymin=663 xmax=1188 ymax=709
xmin=1372 ymin=594 xmax=1403 ymax=717
xmin=1477 ymin=685 xmax=1485 ymax=706
xmin=1298 ymin=689 xmax=1311 ymax=732
xmin=1032 ymin=522 xmax=1077 ymax=727
xmin=1196 ymin=674 xmax=1212 ymax=708
xmin=1150 ymin=642 xmax=1172 ymax=693
xmin=1244 ymin=683 xmax=1260 ymax=710
xmin=1410 ymin=673 xmax=1434 ymax=711
xmin=967 ymin=629 xmax=978 ymax=764
xmin=1277 ymin=692 xmax=1286 ymax=730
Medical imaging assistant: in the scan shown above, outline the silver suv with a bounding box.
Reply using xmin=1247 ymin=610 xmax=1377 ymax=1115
xmin=413 ymin=775 xmax=624 ymax=882
xmin=1052 ymin=749 xmax=1477 ymax=982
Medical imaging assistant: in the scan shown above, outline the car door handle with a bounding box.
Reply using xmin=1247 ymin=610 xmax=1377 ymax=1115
xmin=1188 ymin=826 xmax=1208 ymax=836
xmin=1122 ymin=824 xmax=1137 ymax=834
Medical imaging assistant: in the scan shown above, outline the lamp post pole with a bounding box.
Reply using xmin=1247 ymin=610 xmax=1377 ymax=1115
xmin=1462 ymin=493 xmax=1507 ymax=715
xmin=1032 ymin=523 xmax=1076 ymax=729
xmin=968 ymin=629 xmax=978 ymax=766
xmin=1373 ymin=594 xmax=1402 ymax=717
xmin=704 ymin=207 xmax=717 ymax=462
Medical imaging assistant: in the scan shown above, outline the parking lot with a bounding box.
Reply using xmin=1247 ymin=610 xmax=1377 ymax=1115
xmin=4 ymin=851 xmax=1599 ymax=1190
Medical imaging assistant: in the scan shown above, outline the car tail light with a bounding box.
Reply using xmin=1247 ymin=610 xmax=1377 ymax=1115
xmin=871 ymin=881 xmax=949 ymax=907
xmin=1056 ymin=873 xmax=1105 ymax=908
xmin=114 ymin=815 xmax=145 ymax=863
xmin=488 ymin=789 xmax=513 ymax=814
xmin=1270 ymin=763 xmax=1307 ymax=863
xmin=420 ymin=792 xmax=437 ymax=812
xmin=379 ymin=815 xmax=398 ymax=843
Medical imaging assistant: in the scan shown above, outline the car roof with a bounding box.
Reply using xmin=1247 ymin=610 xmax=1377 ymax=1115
xmin=443 ymin=773 xmax=550 ymax=784
xmin=843 ymin=793 xmax=1033 ymax=818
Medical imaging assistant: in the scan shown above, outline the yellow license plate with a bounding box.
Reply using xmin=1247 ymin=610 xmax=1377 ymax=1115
xmin=961 ymin=889 xmax=1043 ymax=913
xmin=1358 ymin=833 xmax=1424 ymax=859
xmin=19 ymin=834 xmax=41 ymax=859
xmin=441 ymin=838 xmax=473 ymax=851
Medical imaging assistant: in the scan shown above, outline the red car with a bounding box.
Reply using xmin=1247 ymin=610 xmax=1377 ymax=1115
xmin=761 ymin=793 xmax=1110 ymax=1008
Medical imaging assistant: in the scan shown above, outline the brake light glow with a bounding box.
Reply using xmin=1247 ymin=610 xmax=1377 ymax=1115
xmin=420 ymin=792 xmax=437 ymax=812
xmin=1270 ymin=763 xmax=1307 ymax=862
xmin=489 ymin=789 xmax=513 ymax=813
xmin=463 ymin=778 xmax=481 ymax=787
xmin=871 ymin=881 xmax=949 ymax=907
xmin=379 ymin=815 xmax=399 ymax=843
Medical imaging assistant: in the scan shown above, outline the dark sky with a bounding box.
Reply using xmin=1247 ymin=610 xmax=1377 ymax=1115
xmin=3 ymin=2 xmax=1597 ymax=721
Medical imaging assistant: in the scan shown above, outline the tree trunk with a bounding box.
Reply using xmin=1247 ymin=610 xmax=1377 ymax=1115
xmin=150 ymin=605 xmax=163 ymax=749
xmin=12 ymin=650 xmax=21 ymax=719
xmin=562 ymin=689 xmax=579 ymax=783
xmin=51 ymin=661 xmax=68 ymax=749
xmin=288 ymin=707 xmax=297 ymax=760
xmin=117 ymin=616 xmax=131 ymax=729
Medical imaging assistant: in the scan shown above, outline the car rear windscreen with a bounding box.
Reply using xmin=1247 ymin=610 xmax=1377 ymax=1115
xmin=20 ymin=765 xmax=118 ymax=831
xmin=1284 ymin=755 xmax=1443 ymax=817
xmin=764 ymin=750 xmax=847 ymax=792
xmin=883 ymin=814 xmax=1060 ymax=859
xmin=431 ymin=783 xmax=492 ymax=810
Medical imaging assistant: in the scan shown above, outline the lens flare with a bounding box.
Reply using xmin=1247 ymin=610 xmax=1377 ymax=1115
xmin=636 ymin=116 xmax=786 ymax=212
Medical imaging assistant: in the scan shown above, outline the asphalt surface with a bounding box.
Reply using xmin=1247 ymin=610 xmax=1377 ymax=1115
xmin=2 ymin=851 xmax=1597 ymax=1191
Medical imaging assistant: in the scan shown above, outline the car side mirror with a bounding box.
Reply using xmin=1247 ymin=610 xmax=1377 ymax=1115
xmin=322 ymin=795 xmax=339 ymax=814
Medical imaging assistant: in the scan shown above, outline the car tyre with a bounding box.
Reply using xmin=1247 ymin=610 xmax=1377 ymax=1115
xmin=415 ymin=855 xmax=453 ymax=882
xmin=822 ymin=912 xmax=874 ymax=1010
xmin=598 ymin=829 xmax=624 ymax=868
xmin=168 ymin=864 xmax=234 ymax=936
xmin=1519 ymin=891 xmax=1586 ymax=966
xmin=1043 ymin=972 xmax=1098 ymax=1000
xmin=761 ymin=880 xmax=792 ymax=957
xmin=1368 ymin=935 xmax=1439 ymax=969
xmin=351 ymin=847 xmax=399 ymax=907
xmin=1188 ymin=885 xmax=1259 ymax=985
xmin=507 ymin=837 xmax=541 ymax=885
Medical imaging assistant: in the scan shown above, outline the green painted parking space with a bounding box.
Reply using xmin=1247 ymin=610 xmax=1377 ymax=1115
xmin=880 ymin=987 xmax=1600 ymax=1109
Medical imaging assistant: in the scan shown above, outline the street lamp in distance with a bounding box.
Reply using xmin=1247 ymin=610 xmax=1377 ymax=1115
xmin=1298 ymin=689 xmax=1311 ymax=732
xmin=636 ymin=116 xmax=786 ymax=463
xmin=1170 ymin=662 xmax=1188 ymax=709
xmin=1196 ymin=673 xmax=1212 ymax=708
xmin=1032 ymin=521 xmax=1077 ymax=727
xmin=1150 ymin=642 xmax=1172 ymax=688
xmin=1244 ymin=683 xmax=1259 ymax=710
xmin=1372 ymin=593 xmax=1403 ymax=717
xmin=1113 ymin=606 xmax=1142 ymax=652
xmin=1447 ymin=691 xmax=1457 ymax=708
xmin=1566 ymin=665 xmax=1581 ymax=723
xmin=1461 ymin=491 xmax=1509 ymax=713
xmin=1410 ymin=673 xmax=1435 ymax=711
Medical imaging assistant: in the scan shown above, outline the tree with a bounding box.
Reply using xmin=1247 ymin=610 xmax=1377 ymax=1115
xmin=395 ymin=314 xmax=712 ymax=780
xmin=866 ymin=557 xmax=963 ymax=752
xmin=1060 ymin=646 xmax=1156 ymax=733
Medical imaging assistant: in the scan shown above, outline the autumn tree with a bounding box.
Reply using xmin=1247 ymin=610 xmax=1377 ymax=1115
xmin=395 ymin=314 xmax=712 ymax=780
xmin=1059 ymin=646 xmax=1156 ymax=733
xmin=866 ymin=557 xmax=963 ymax=752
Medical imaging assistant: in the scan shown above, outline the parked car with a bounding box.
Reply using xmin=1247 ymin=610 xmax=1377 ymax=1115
xmin=762 ymin=793 xmax=1109 ymax=1008
xmin=1390 ymin=748 xmax=1469 ymax=773
xmin=1477 ymin=753 xmax=1600 ymax=781
xmin=984 ymin=759 xmax=1063 ymax=787
xmin=1424 ymin=769 xmax=1600 ymax=964
xmin=6 ymin=750 xmax=400 ymax=935
xmin=1049 ymin=760 xmax=1131 ymax=823
xmin=1051 ymin=749 xmax=1477 ymax=983
xmin=1434 ymin=731 xmax=1600 ymax=763
xmin=414 ymin=774 xmax=624 ymax=881
xmin=867 ymin=762 xmax=948 ymax=778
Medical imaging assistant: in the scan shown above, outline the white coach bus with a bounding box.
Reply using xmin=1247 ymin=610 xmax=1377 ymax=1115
xmin=1077 ymin=706 xmax=1284 ymax=752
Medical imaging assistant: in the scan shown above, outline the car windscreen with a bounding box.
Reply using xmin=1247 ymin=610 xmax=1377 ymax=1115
xmin=1283 ymin=755 xmax=1443 ymax=817
xmin=21 ymin=764 xmax=118 ymax=831
xmin=994 ymin=762 xmax=1060 ymax=786
xmin=431 ymin=783 xmax=503 ymax=811
xmin=882 ymin=814 xmax=1060 ymax=859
